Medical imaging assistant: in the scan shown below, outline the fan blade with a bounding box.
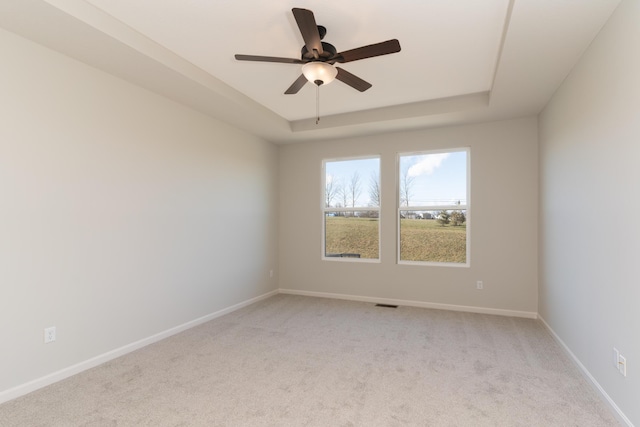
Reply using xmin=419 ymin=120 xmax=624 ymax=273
xmin=335 ymin=67 xmax=372 ymax=92
xmin=336 ymin=39 xmax=401 ymax=63
xmin=292 ymin=8 xmax=323 ymax=57
xmin=235 ymin=54 xmax=304 ymax=64
xmin=285 ymin=74 xmax=308 ymax=94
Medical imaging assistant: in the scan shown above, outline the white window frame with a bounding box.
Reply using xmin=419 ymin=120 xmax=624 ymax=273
xmin=322 ymin=155 xmax=381 ymax=263
xmin=396 ymin=148 xmax=470 ymax=267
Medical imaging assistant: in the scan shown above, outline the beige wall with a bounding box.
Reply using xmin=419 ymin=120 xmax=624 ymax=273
xmin=0 ymin=28 xmax=278 ymax=395
xmin=538 ymin=0 xmax=639 ymax=424
xmin=279 ymin=118 xmax=538 ymax=314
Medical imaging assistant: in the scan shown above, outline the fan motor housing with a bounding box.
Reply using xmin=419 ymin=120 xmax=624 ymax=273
xmin=301 ymin=42 xmax=337 ymax=61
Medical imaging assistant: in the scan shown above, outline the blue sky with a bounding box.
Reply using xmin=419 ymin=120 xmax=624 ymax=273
xmin=325 ymin=150 xmax=467 ymax=207
xmin=401 ymin=150 xmax=467 ymax=206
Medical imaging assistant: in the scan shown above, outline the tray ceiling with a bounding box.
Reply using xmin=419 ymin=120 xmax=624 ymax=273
xmin=0 ymin=0 xmax=621 ymax=143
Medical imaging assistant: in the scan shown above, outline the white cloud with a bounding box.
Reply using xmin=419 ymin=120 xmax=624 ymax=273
xmin=408 ymin=153 xmax=450 ymax=177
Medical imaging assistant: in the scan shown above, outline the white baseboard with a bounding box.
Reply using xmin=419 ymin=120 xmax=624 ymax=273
xmin=0 ymin=289 xmax=279 ymax=405
xmin=538 ymin=316 xmax=633 ymax=427
xmin=278 ymin=288 xmax=538 ymax=319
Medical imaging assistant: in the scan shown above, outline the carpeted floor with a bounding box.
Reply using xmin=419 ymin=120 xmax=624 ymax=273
xmin=0 ymin=294 xmax=621 ymax=426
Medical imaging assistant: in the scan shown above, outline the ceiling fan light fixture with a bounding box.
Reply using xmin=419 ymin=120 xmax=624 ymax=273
xmin=302 ymin=62 xmax=337 ymax=85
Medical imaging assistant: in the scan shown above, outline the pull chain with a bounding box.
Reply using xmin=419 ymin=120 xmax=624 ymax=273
xmin=315 ymin=83 xmax=320 ymax=125
xmin=313 ymin=80 xmax=323 ymax=125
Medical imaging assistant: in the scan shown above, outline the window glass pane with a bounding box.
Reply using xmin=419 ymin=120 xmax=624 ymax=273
xmin=325 ymin=213 xmax=379 ymax=259
xmin=325 ymin=158 xmax=380 ymax=208
xmin=324 ymin=157 xmax=380 ymax=261
xmin=399 ymin=151 xmax=467 ymax=207
xmin=399 ymin=210 xmax=467 ymax=263
xmin=398 ymin=150 xmax=468 ymax=264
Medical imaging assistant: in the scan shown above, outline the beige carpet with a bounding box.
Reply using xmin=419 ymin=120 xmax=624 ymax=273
xmin=0 ymin=294 xmax=621 ymax=426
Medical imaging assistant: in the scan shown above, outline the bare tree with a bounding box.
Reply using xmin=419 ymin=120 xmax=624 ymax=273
xmin=400 ymin=167 xmax=415 ymax=207
xmin=338 ymin=180 xmax=348 ymax=212
xmin=450 ymin=210 xmax=466 ymax=226
xmin=369 ymin=171 xmax=380 ymax=207
xmin=348 ymin=171 xmax=362 ymax=208
xmin=325 ymin=177 xmax=338 ymax=207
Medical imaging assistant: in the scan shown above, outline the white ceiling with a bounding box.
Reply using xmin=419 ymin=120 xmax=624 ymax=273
xmin=0 ymin=0 xmax=621 ymax=143
xmin=84 ymin=0 xmax=509 ymax=122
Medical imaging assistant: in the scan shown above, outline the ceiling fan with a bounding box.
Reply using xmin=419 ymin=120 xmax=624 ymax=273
xmin=234 ymin=7 xmax=401 ymax=95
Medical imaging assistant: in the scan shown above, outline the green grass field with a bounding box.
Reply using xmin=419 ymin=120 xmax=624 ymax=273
xmin=325 ymin=217 xmax=466 ymax=263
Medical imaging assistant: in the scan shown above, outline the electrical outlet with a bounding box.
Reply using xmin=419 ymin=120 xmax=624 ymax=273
xmin=619 ymin=355 xmax=627 ymax=377
xmin=476 ymin=281 xmax=483 ymax=290
xmin=269 ymin=270 xmax=274 ymax=278
xmin=613 ymin=348 xmax=628 ymax=377
xmin=44 ymin=326 xmax=56 ymax=343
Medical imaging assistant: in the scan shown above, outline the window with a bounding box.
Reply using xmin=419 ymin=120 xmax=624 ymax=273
xmin=398 ymin=149 xmax=469 ymax=265
xmin=323 ymin=157 xmax=380 ymax=261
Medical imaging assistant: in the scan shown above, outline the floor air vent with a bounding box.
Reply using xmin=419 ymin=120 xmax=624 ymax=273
xmin=375 ymin=304 xmax=398 ymax=308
